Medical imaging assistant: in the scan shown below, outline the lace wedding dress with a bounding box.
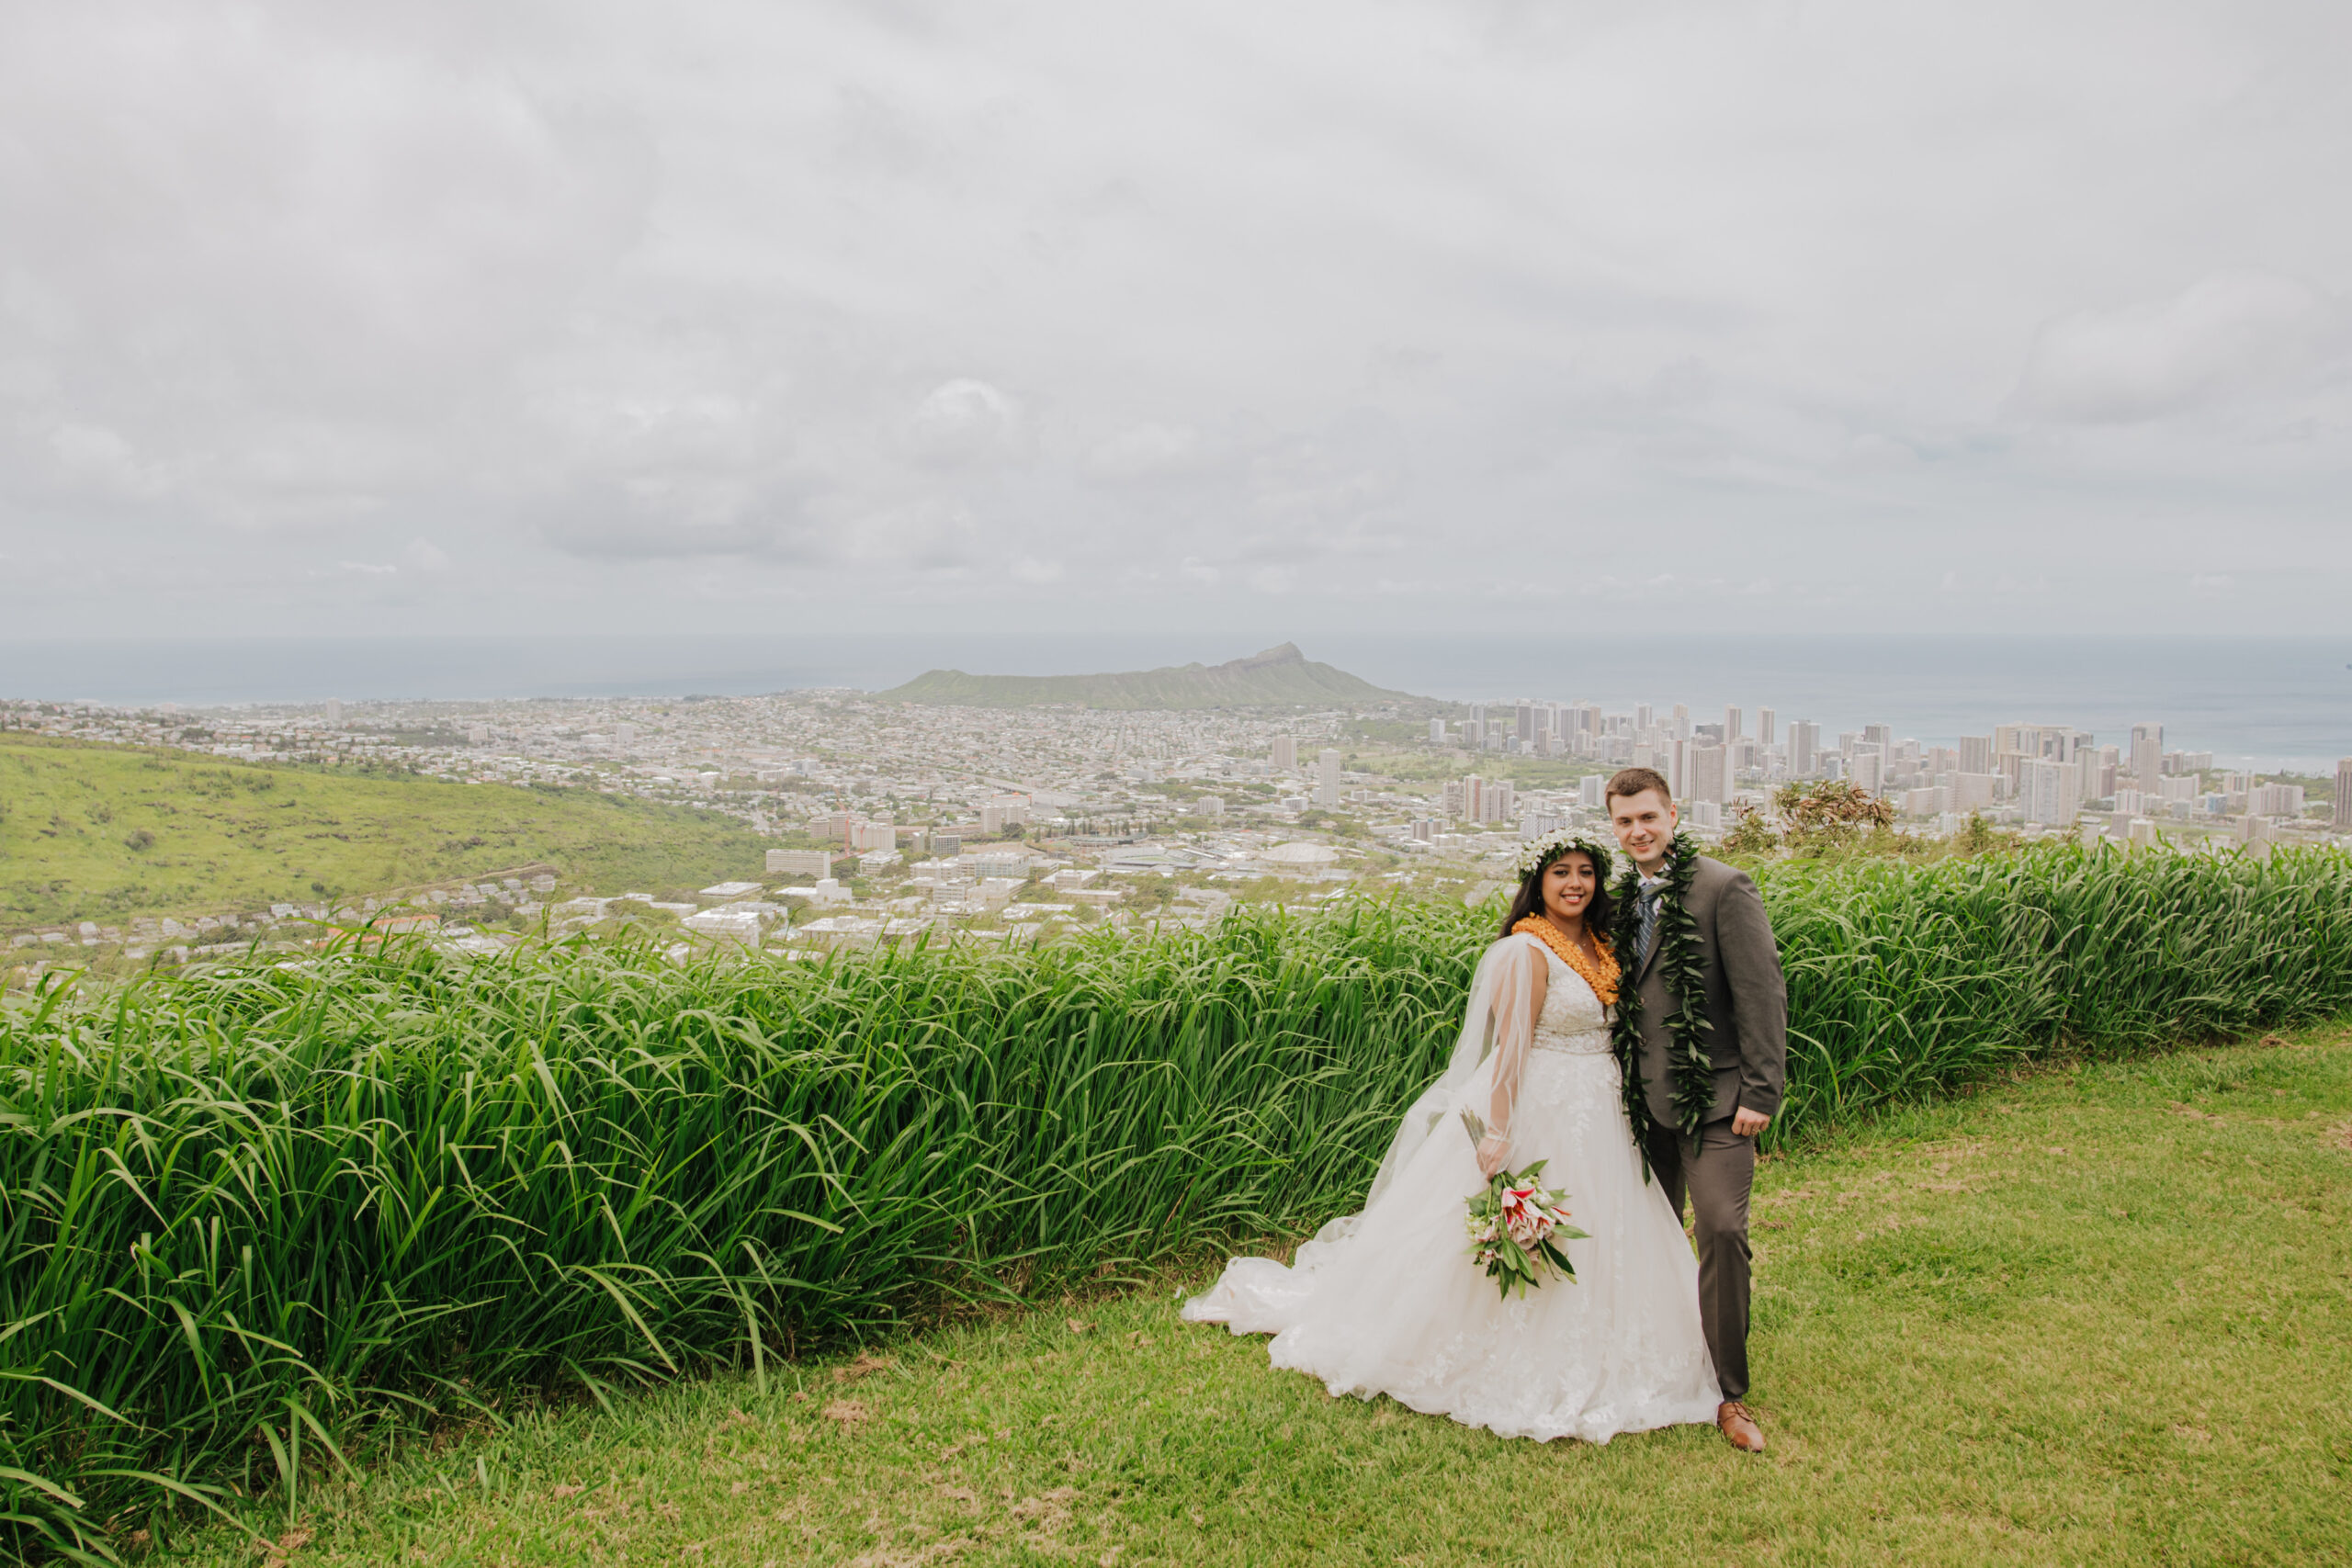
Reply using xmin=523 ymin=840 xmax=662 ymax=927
xmin=1182 ymin=934 xmax=1722 ymax=1443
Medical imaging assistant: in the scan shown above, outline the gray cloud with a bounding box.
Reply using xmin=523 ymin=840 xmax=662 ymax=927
xmin=3 ymin=0 xmax=2350 ymax=640
xmin=2014 ymin=272 xmax=2341 ymax=423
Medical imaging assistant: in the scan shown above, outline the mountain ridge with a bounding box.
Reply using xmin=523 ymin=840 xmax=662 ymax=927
xmin=872 ymin=643 xmax=1420 ymax=710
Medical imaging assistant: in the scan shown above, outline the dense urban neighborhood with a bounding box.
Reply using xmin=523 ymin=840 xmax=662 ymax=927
xmin=4 ymin=666 xmax=2345 ymax=990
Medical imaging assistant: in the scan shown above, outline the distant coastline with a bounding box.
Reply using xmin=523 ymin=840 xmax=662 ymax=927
xmin=2 ymin=632 xmax=2345 ymax=772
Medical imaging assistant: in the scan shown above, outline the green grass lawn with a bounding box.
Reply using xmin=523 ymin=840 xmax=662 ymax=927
xmin=0 ymin=735 xmax=771 ymax=927
xmin=162 ymin=1029 xmax=2352 ymax=1566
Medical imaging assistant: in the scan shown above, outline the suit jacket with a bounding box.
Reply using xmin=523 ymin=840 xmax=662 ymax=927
xmin=1630 ymin=854 xmax=1788 ymax=1131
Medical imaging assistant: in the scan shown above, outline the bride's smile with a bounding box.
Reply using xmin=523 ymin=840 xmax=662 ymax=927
xmin=1539 ymin=853 xmax=1599 ymax=927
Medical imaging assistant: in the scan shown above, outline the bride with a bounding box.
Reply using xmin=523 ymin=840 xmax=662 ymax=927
xmin=1182 ymin=829 xmax=1722 ymax=1443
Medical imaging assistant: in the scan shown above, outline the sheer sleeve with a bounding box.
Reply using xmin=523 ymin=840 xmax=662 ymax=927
xmin=1475 ymin=937 xmax=1546 ymax=1173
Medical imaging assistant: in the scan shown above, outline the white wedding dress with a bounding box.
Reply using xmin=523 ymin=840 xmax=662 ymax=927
xmin=1182 ymin=933 xmax=1722 ymax=1443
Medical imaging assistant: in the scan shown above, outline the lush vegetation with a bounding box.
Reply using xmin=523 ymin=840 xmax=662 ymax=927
xmin=0 ymin=735 xmax=770 ymax=928
xmin=7 ymin=842 xmax=2352 ymax=1559
xmin=163 ymin=1029 xmax=2352 ymax=1566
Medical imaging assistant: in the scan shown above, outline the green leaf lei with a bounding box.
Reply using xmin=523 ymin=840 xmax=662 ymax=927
xmin=1607 ymin=829 xmax=1718 ymax=1170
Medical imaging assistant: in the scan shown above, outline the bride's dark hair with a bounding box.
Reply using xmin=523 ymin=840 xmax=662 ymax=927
xmin=1498 ymin=847 xmax=1614 ymax=941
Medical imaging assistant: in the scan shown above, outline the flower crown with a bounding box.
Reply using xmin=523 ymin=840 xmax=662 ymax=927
xmin=1511 ymin=827 xmax=1614 ymax=881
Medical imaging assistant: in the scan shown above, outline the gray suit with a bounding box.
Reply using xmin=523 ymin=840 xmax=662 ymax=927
xmin=1628 ymin=853 xmax=1787 ymax=1401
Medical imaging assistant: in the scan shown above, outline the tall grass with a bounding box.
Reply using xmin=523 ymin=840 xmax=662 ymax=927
xmin=1759 ymin=844 xmax=2352 ymax=1128
xmin=5 ymin=842 xmax=2351 ymax=1559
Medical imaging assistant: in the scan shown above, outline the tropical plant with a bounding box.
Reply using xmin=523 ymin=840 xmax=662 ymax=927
xmin=6 ymin=842 xmax=2352 ymax=1557
xmin=1771 ymin=779 xmax=1897 ymax=849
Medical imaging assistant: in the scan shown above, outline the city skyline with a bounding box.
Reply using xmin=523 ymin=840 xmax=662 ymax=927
xmin=6 ymin=629 xmax=2346 ymax=773
xmin=8 ymin=674 xmax=2343 ymax=974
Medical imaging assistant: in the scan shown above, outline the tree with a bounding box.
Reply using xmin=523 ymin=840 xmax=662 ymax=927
xmin=1952 ymin=811 xmax=2002 ymax=855
xmin=1771 ymin=780 xmax=1896 ymax=850
xmin=1720 ymin=805 xmax=1778 ymax=856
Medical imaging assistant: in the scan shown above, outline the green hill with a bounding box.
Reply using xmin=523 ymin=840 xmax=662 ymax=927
xmin=0 ymin=735 xmax=771 ymax=928
xmin=874 ymin=642 xmax=1419 ymax=710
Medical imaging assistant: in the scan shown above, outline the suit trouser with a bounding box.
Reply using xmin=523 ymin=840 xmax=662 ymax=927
xmin=1645 ymin=1117 xmax=1756 ymax=1401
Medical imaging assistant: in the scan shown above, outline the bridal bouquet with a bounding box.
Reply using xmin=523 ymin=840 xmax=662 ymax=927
xmin=1463 ymin=1163 xmax=1587 ymax=1298
xmin=1458 ymin=1112 xmax=1589 ymax=1299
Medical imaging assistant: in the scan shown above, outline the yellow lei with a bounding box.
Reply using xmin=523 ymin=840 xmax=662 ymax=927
xmin=1511 ymin=916 xmax=1620 ymax=1007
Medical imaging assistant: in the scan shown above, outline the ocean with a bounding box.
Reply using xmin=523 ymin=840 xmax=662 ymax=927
xmin=3 ymin=633 xmax=2346 ymax=773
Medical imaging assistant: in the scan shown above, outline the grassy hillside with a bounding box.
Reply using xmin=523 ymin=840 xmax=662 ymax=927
xmin=168 ymin=1029 xmax=2352 ymax=1567
xmin=875 ymin=641 xmax=1420 ymax=709
xmin=0 ymin=734 xmax=772 ymax=926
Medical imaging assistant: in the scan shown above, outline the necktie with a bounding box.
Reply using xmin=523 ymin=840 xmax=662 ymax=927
xmin=1634 ymin=877 xmax=1665 ymax=969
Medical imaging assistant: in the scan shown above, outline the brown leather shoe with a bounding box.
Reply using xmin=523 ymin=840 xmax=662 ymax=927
xmin=1717 ymin=1400 xmax=1765 ymax=1452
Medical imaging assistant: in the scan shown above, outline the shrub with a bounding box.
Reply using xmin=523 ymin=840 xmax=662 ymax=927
xmin=4 ymin=842 xmax=2351 ymax=1555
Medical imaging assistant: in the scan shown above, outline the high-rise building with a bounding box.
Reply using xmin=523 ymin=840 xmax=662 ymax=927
xmin=1317 ymin=748 xmax=1341 ymax=807
xmin=1758 ymin=707 xmax=1776 ymax=748
xmin=1850 ymin=750 xmax=1883 ymax=795
xmin=1429 ymin=717 xmax=1447 ymax=745
xmin=2338 ymin=759 xmax=2352 ymax=829
xmin=1685 ymin=743 xmax=1728 ymax=805
xmin=1671 ymin=704 xmax=1691 ymax=741
xmin=324 ymin=698 xmax=343 ymax=726
xmin=2078 ymin=749 xmax=2116 ymax=801
xmin=1957 ymin=736 xmax=1992 ymax=774
xmin=1789 ymin=720 xmax=1819 ymax=778
xmin=616 ymin=722 xmax=638 ymax=747
xmin=1271 ymin=735 xmax=1298 ymax=770
xmin=1634 ymin=704 xmax=1654 ymax=730
xmin=1724 ymin=706 xmax=1744 ymax=743
xmin=2020 ymin=759 xmax=2082 ymax=826
xmin=2249 ymin=783 xmax=2304 ymax=818
xmin=2130 ymin=723 xmax=2163 ymax=785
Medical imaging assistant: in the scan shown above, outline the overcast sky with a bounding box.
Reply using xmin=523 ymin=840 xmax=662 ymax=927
xmin=3 ymin=0 xmax=2346 ymax=646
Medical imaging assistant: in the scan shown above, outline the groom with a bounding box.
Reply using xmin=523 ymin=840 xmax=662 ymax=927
xmin=1605 ymin=767 xmax=1786 ymax=1454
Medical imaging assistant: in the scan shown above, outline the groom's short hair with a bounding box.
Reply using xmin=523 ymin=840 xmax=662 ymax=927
xmin=1605 ymin=766 xmax=1672 ymax=807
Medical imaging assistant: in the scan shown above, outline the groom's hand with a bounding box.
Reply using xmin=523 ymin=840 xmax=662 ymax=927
xmin=1730 ymin=1106 xmax=1770 ymax=1138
